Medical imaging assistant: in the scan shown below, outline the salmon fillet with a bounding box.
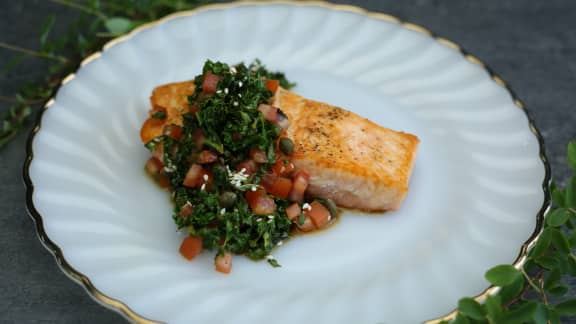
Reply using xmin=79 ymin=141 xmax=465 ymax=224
xmin=141 ymin=81 xmax=419 ymax=211
xmin=140 ymin=81 xmax=195 ymax=143
xmin=273 ymin=88 xmax=419 ymax=211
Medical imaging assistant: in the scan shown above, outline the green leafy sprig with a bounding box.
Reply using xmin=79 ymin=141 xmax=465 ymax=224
xmin=446 ymin=142 xmax=576 ymax=324
xmin=0 ymin=0 xmax=209 ymax=148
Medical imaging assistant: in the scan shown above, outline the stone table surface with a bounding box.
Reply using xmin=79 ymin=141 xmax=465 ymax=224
xmin=1 ymin=0 xmax=575 ymax=323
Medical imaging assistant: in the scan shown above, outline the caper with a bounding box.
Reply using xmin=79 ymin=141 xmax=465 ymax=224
xmin=279 ymin=137 xmax=294 ymax=155
xmin=219 ymin=191 xmax=237 ymax=208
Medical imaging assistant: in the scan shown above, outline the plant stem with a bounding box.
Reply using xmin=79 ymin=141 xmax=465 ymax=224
xmin=48 ymin=0 xmax=107 ymax=20
xmin=521 ymin=268 xmax=540 ymax=293
xmin=0 ymin=96 xmax=45 ymax=105
xmin=537 ymin=274 xmax=549 ymax=306
xmin=0 ymin=42 xmax=69 ymax=63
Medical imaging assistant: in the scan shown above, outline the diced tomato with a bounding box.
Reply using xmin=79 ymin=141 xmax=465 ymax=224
xmin=179 ymin=236 xmax=203 ymax=260
xmin=265 ymin=79 xmax=280 ymax=93
xmin=245 ymin=189 xmax=264 ymax=208
xmin=202 ymin=72 xmax=220 ymax=94
xmin=245 ymin=189 xmax=276 ymax=215
xmin=306 ymin=201 xmax=331 ymax=229
xmin=198 ymin=150 xmax=218 ymax=164
xmin=263 ymin=175 xmax=293 ymax=199
xmin=297 ymin=215 xmax=315 ymax=232
xmin=189 ymin=104 xmax=200 ymax=114
xmin=254 ymin=196 xmax=276 ymax=215
xmin=272 ymin=159 xmax=295 ymax=177
xmin=163 ymin=124 xmax=182 ymax=140
xmin=192 ymin=129 xmax=205 ymax=148
xmin=257 ymin=104 xmax=278 ymax=122
xmin=145 ymin=157 xmax=164 ymax=176
xmin=145 ymin=157 xmax=170 ymax=188
xmin=180 ymin=203 xmax=194 ymax=218
xmin=260 ymin=173 xmax=275 ymax=190
xmin=183 ymin=164 xmax=204 ymax=187
xmin=250 ymin=148 xmax=268 ymax=163
xmin=237 ymin=159 xmax=258 ymax=175
xmin=285 ymin=203 xmax=301 ymax=221
xmin=289 ymin=170 xmax=310 ymax=202
xmin=215 ymin=253 xmax=232 ymax=274
xmin=156 ymin=173 xmax=170 ymax=188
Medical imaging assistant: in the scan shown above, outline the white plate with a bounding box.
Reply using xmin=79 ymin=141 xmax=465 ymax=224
xmin=24 ymin=2 xmax=550 ymax=323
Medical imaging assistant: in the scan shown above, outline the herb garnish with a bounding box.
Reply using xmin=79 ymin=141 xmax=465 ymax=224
xmin=148 ymin=60 xmax=297 ymax=263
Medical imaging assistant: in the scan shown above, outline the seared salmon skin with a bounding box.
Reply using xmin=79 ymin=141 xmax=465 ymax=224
xmin=141 ymin=81 xmax=419 ymax=212
xmin=273 ymin=88 xmax=419 ymax=211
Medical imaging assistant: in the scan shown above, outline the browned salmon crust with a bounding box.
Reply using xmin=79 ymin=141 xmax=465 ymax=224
xmin=142 ymin=81 xmax=419 ymax=211
xmin=273 ymin=88 xmax=419 ymax=211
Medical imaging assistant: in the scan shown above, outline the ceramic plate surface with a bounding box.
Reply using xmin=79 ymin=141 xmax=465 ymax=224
xmin=25 ymin=2 xmax=550 ymax=323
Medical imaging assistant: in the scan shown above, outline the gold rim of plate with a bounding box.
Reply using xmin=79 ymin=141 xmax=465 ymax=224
xmin=22 ymin=1 xmax=552 ymax=323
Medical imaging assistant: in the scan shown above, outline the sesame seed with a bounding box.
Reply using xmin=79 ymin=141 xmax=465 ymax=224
xmin=230 ymin=66 xmax=237 ymax=74
xmin=203 ymin=174 xmax=209 ymax=181
xmin=302 ymin=203 xmax=312 ymax=211
xmin=277 ymin=241 xmax=283 ymax=246
xmin=216 ymin=90 xmax=222 ymax=94
xmin=257 ymin=218 xmax=263 ymax=222
xmin=224 ymin=88 xmax=229 ymax=94
xmin=268 ymin=215 xmax=274 ymax=219
xmin=240 ymin=168 xmax=247 ymax=173
xmin=233 ymin=101 xmax=238 ymax=106
xmin=266 ymin=255 xmax=274 ymax=260
xmin=200 ymin=183 xmax=206 ymax=191
xmin=238 ymin=81 xmax=243 ymax=87
xmin=238 ymin=93 xmax=242 ymax=98
xmin=220 ymin=208 xmax=226 ymax=215
xmin=251 ymin=186 xmax=257 ymax=192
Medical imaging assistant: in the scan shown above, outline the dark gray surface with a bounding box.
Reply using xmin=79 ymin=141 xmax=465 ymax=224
xmin=1 ymin=0 xmax=575 ymax=323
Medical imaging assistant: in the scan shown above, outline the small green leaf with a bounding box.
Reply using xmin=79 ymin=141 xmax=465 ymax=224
xmin=457 ymin=298 xmax=485 ymax=320
xmin=567 ymin=254 xmax=576 ymax=276
xmin=104 ymin=17 xmax=134 ymax=35
xmin=566 ymin=176 xmax=576 ymax=208
xmin=503 ymin=301 xmax=538 ymax=323
xmin=544 ymin=269 xmax=561 ymax=290
xmin=550 ymin=228 xmax=570 ymax=253
xmin=547 ymin=208 xmax=570 ymax=227
xmin=551 ymin=183 xmax=566 ymax=207
xmin=39 ymin=15 xmax=56 ymax=47
xmin=499 ymin=275 xmax=524 ymax=304
xmin=267 ymin=257 xmax=281 ymax=268
xmin=532 ymin=303 xmax=548 ymax=324
xmin=554 ymin=251 xmax=571 ymax=273
xmin=548 ymin=285 xmax=569 ymax=297
xmin=535 ymin=255 xmax=558 ymax=270
xmin=568 ymin=141 xmax=576 ymax=171
xmin=555 ymin=298 xmax=576 ymax=315
xmin=552 ymin=188 xmax=566 ymax=207
xmin=452 ymin=313 xmax=471 ymax=324
xmin=530 ymin=228 xmax=552 ymax=258
xmin=485 ymin=265 xmax=522 ymax=286
xmin=484 ymin=295 xmax=503 ymax=323
xmin=548 ymin=307 xmax=561 ymax=324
